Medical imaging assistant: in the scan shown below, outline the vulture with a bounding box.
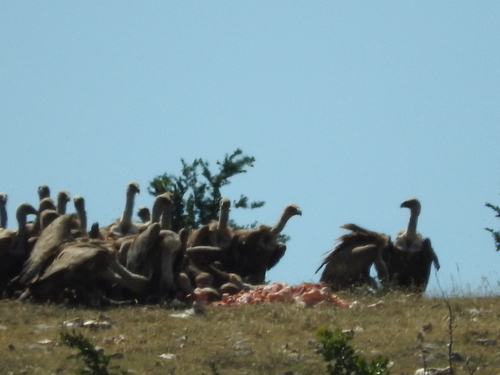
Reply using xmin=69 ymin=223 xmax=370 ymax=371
xmin=225 ymin=203 xmax=302 ymax=284
xmin=125 ymin=222 xmax=162 ymax=278
xmin=187 ymin=197 xmax=232 ymax=249
xmin=22 ymin=239 xmax=150 ymax=304
xmin=0 ymin=193 xmax=7 ymax=229
xmin=383 ymin=197 xmax=440 ymax=292
xmin=157 ymin=194 xmax=184 ymax=295
xmin=0 ymin=203 xmax=38 ymax=256
xmin=18 ymin=213 xmax=80 ymax=286
xmin=108 ymin=182 xmax=141 ymax=238
xmin=317 ymin=197 xmax=440 ymax=293
xmin=0 ymin=203 xmax=38 ymax=294
xmin=118 ymin=193 xmax=169 ymax=264
xmin=120 ymin=193 xmax=183 ymax=298
xmin=56 ymin=190 xmax=71 ymax=215
xmin=27 ymin=197 xmax=57 ymax=237
xmin=184 ymin=198 xmax=235 ymax=289
xmin=16 ymin=208 xmax=150 ymax=304
xmin=316 ymin=224 xmax=391 ymax=291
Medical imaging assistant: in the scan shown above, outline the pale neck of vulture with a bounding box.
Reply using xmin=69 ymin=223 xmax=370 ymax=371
xmin=404 ymin=206 xmax=420 ymax=242
xmin=56 ymin=191 xmax=70 ymax=215
xmin=120 ymin=185 xmax=139 ymax=229
xmin=151 ymin=195 xmax=166 ymax=224
xmin=270 ymin=204 xmax=301 ymax=235
xmin=0 ymin=194 xmax=7 ymax=229
xmin=160 ymin=195 xmax=173 ymax=231
xmin=218 ymin=198 xmax=230 ymax=231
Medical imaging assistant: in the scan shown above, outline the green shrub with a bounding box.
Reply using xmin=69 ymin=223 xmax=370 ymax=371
xmin=148 ymin=148 xmax=265 ymax=232
xmin=316 ymin=327 xmax=391 ymax=375
xmin=60 ymin=330 xmax=127 ymax=375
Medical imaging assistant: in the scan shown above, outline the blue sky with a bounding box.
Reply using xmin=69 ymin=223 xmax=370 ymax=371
xmin=1 ymin=2 xmax=499 ymax=295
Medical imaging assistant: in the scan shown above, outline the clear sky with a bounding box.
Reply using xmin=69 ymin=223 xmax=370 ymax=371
xmin=1 ymin=2 xmax=499 ymax=296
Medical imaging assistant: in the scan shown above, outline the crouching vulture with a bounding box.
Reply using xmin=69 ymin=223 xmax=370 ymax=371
xmin=22 ymin=240 xmax=149 ymax=304
xmin=316 ymin=224 xmax=391 ymax=291
xmin=15 ymin=212 xmax=150 ymax=304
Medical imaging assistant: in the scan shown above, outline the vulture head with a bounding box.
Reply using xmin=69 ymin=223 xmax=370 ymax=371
xmin=38 ymin=185 xmax=51 ymax=201
xmin=284 ymin=204 xmax=302 ymax=218
xmin=127 ymin=182 xmax=140 ymax=197
xmin=400 ymin=197 xmax=421 ymax=216
xmin=137 ymin=206 xmax=151 ymax=223
xmin=56 ymin=190 xmax=71 ymax=215
xmin=73 ymin=195 xmax=85 ymax=212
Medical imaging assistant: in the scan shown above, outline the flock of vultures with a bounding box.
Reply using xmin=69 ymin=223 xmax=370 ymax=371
xmin=0 ymin=182 xmax=440 ymax=307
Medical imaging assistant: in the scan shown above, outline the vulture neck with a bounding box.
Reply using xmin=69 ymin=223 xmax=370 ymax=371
xmin=0 ymin=202 xmax=6 ymax=229
xmin=16 ymin=207 xmax=30 ymax=234
xmin=405 ymin=208 xmax=420 ymax=242
xmin=56 ymin=195 xmax=68 ymax=215
xmin=76 ymin=207 xmax=87 ymax=234
xmin=160 ymin=201 xmax=172 ymax=230
xmin=270 ymin=210 xmax=293 ymax=235
xmin=218 ymin=205 xmax=229 ymax=231
xmin=151 ymin=196 xmax=164 ymax=224
xmin=120 ymin=191 xmax=136 ymax=229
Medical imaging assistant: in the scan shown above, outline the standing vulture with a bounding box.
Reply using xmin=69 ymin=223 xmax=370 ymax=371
xmin=225 ymin=203 xmax=302 ymax=284
xmin=383 ymin=197 xmax=440 ymax=292
xmin=317 ymin=197 xmax=440 ymax=293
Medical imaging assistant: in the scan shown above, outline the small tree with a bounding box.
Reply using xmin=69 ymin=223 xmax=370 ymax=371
xmin=149 ymin=149 xmax=265 ymax=232
xmin=485 ymin=200 xmax=500 ymax=251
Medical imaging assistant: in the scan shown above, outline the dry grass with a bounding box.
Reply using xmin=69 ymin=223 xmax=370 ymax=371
xmin=1 ymin=290 xmax=500 ymax=375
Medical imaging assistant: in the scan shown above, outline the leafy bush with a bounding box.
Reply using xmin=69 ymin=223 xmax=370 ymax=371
xmin=148 ymin=149 xmax=264 ymax=232
xmin=316 ymin=327 xmax=391 ymax=375
xmin=60 ymin=330 xmax=127 ymax=375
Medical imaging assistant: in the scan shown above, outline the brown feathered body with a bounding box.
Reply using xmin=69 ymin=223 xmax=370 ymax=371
xmin=317 ymin=224 xmax=391 ymax=291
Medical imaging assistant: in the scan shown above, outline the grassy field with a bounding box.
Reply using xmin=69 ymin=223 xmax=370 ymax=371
xmin=1 ymin=290 xmax=499 ymax=375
